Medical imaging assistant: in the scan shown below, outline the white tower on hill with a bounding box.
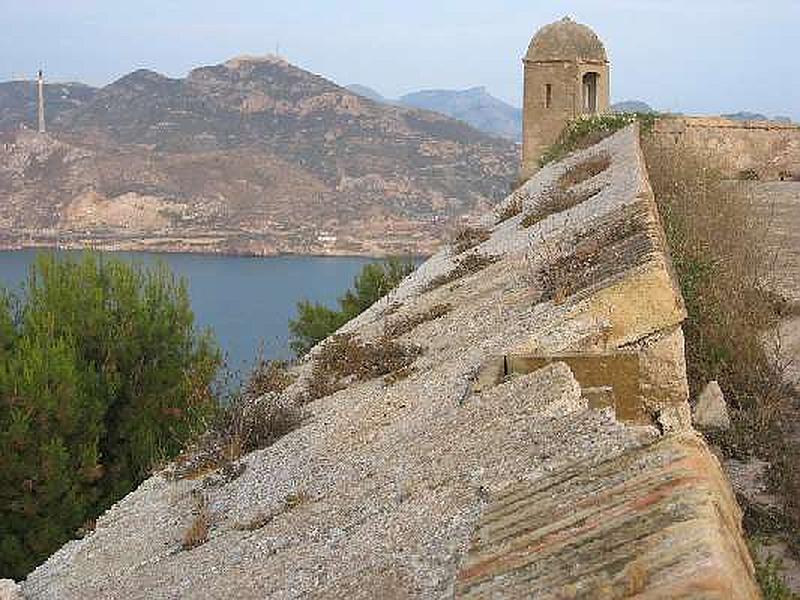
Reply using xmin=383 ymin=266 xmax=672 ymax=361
xmin=37 ymin=69 xmax=46 ymax=134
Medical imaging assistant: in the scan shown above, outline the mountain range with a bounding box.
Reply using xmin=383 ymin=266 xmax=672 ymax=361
xmin=347 ymin=85 xmax=522 ymax=141
xmin=0 ymin=57 xmax=518 ymax=256
xmin=3 ymin=61 xmax=793 ymax=257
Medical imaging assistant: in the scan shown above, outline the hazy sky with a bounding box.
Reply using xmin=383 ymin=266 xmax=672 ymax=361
xmin=1 ymin=0 xmax=798 ymax=120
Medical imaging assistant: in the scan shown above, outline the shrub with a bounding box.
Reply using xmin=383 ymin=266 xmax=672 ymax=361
xmin=242 ymin=359 xmax=294 ymax=400
xmin=304 ymin=333 xmax=422 ymax=402
xmin=452 ymin=226 xmax=490 ymax=254
xmin=289 ymin=258 xmax=416 ymax=356
xmin=425 ymin=253 xmax=500 ymax=291
xmin=496 ymin=195 xmax=524 ymax=223
xmin=539 ymin=112 xmax=656 ymax=166
xmin=219 ymin=391 xmax=300 ymax=458
xmin=0 ymin=252 xmax=219 ymax=578
xmin=754 ymin=552 xmax=799 ymax=600
xmin=172 ymin=360 xmax=301 ymax=480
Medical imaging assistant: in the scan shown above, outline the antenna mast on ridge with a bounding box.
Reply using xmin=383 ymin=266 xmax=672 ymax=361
xmin=37 ymin=69 xmax=46 ymax=134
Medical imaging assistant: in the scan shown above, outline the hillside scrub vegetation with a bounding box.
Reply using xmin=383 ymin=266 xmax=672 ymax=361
xmin=289 ymin=258 xmax=416 ymax=356
xmin=0 ymin=253 xmax=220 ymax=579
xmin=642 ymin=141 xmax=787 ymax=437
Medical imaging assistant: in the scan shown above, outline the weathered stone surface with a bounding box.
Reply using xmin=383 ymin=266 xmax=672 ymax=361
xmin=651 ymin=116 xmax=800 ymax=181
xmin=21 ymin=125 xmax=757 ymax=599
xmin=694 ymin=380 xmax=731 ymax=430
xmin=752 ymin=182 xmax=800 ymax=304
xmin=656 ymin=402 xmax=694 ymax=434
xmin=0 ymin=580 xmax=23 ymax=600
xmin=455 ymin=433 xmax=759 ymax=600
xmin=507 ymin=352 xmax=647 ymax=423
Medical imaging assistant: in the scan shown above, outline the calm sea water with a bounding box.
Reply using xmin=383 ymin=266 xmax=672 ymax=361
xmin=0 ymin=250 xmax=379 ymax=379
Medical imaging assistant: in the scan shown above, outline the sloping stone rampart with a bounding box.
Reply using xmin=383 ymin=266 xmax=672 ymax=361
xmin=21 ymin=125 xmax=759 ymax=599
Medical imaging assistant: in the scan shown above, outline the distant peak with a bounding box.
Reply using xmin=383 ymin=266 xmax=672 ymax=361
xmin=224 ymin=55 xmax=288 ymax=69
xmin=123 ymin=68 xmax=164 ymax=79
xmin=108 ymin=69 xmax=172 ymax=87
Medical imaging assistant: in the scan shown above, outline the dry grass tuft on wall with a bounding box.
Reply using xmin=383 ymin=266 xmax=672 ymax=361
xmin=242 ymin=359 xmax=295 ymax=399
xmin=452 ymin=226 xmax=491 ymax=254
xmin=384 ymin=304 xmax=452 ymax=339
xmin=425 ymin=253 xmax=500 ymax=292
xmin=496 ymin=194 xmax=524 ymax=223
xmin=520 ymin=185 xmax=603 ymax=230
xmin=304 ymin=333 xmax=423 ymax=402
xmin=182 ymin=493 xmax=211 ymax=550
xmin=558 ymin=153 xmax=611 ymax=189
xmin=171 ymin=361 xmax=302 ymax=480
xmin=519 ymin=154 xmax=611 ymax=230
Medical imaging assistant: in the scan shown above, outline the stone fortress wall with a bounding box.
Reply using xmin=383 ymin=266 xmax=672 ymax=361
xmin=651 ymin=116 xmax=800 ymax=180
xmin=14 ymin=124 xmax=762 ymax=600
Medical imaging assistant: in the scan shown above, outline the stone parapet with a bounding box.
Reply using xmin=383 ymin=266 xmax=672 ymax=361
xmin=652 ymin=115 xmax=800 ymax=180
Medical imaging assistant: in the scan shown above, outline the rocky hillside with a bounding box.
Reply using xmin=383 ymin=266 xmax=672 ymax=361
xmin=611 ymin=100 xmax=654 ymax=114
xmin=344 ymin=84 xmax=389 ymax=104
xmin=0 ymin=57 xmax=518 ymax=256
xmin=0 ymin=81 xmax=96 ymax=132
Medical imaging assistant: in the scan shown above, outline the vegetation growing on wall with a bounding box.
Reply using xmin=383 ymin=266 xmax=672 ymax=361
xmin=171 ymin=358 xmax=301 ymax=481
xmin=642 ymin=141 xmax=789 ymax=444
xmin=753 ymin=545 xmax=800 ymax=600
xmin=289 ymin=258 xmax=416 ymax=356
xmin=538 ymin=113 xmax=656 ymax=166
xmin=0 ymin=253 xmax=220 ymax=579
xmin=642 ymin=138 xmax=800 ymax=593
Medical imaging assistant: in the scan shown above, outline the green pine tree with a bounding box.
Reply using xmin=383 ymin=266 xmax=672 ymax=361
xmin=289 ymin=257 xmax=415 ymax=356
xmin=0 ymin=253 xmax=221 ymax=579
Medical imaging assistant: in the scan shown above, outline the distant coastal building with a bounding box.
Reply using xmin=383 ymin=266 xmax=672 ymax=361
xmin=521 ymin=17 xmax=610 ymax=179
xmin=317 ymin=232 xmax=337 ymax=245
